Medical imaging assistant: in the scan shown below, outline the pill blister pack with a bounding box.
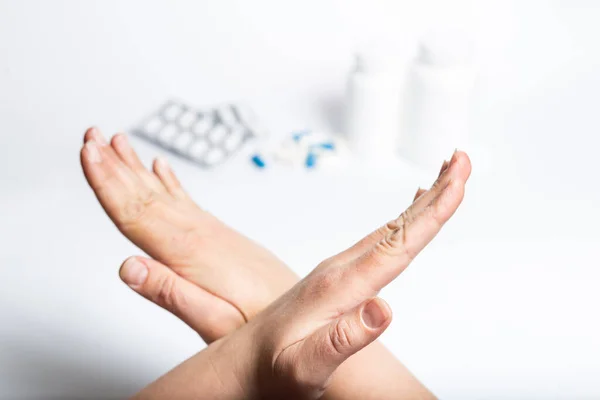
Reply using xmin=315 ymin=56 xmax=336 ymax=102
xmin=132 ymin=100 xmax=259 ymax=168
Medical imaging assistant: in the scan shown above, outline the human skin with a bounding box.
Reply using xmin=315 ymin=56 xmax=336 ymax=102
xmin=81 ymin=127 xmax=467 ymax=398
xmin=132 ymin=148 xmax=471 ymax=399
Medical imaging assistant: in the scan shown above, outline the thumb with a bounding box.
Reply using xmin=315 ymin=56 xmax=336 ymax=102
xmin=291 ymin=297 xmax=392 ymax=394
xmin=119 ymin=256 xmax=245 ymax=343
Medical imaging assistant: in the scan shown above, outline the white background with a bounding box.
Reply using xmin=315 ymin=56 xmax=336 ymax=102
xmin=1 ymin=0 xmax=599 ymax=398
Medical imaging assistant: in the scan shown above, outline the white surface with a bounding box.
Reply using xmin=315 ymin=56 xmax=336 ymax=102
xmin=1 ymin=1 xmax=599 ymax=399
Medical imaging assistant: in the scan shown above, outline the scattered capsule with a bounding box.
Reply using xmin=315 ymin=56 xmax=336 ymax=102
xmin=305 ymin=152 xmax=318 ymax=168
xmin=292 ymin=130 xmax=310 ymax=143
xmin=251 ymin=154 xmax=266 ymax=168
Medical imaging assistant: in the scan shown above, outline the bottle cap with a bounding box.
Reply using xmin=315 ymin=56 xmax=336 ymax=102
xmin=418 ymin=30 xmax=474 ymax=67
xmin=355 ymin=41 xmax=415 ymax=74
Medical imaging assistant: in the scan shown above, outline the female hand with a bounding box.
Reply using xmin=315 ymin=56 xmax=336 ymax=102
xmin=136 ymin=151 xmax=471 ymax=400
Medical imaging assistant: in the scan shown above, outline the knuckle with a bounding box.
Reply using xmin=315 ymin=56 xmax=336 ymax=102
xmin=381 ymin=231 xmax=398 ymax=251
xmin=329 ymin=319 xmax=354 ymax=356
xmin=374 ymin=211 xmax=410 ymax=256
xmin=317 ymin=256 xmax=335 ymax=269
xmin=154 ymin=274 xmax=185 ymax=311
xmin=430 ymin=177 xmax=444 ymax=193
xmin=399 ymin=207 xmax=415 ymax=226
xmin=383 ymin=219 xmax=399 ymax=233
xmin=374 ymin=230 xmax=403 ymax=256
xmin=118 ymin=189 xmax=155 ymax=226
xmin=368 ymin=229 xmax=412 ymax=268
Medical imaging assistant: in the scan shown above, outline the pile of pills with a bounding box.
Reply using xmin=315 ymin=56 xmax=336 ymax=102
xmin=251 ymin=130 xmax=347 ymax=170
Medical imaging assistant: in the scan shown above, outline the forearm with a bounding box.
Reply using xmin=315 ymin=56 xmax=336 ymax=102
xmin=133 ymin=339 xmax=252 ymax=400
xmin=323 ymin=341 xmax=435 ymax=400
xmin=135 ymin=339 xmax=434 ymax=400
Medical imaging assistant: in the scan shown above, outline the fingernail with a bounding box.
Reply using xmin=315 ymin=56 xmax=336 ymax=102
xmin=120 ymin=258 xmax=148 ymax=286
xmin=156 ymin=156 xmax=170 ymax=170
xmin=90 ymin=127 xmax=108 ymax=146
xmin=449 ymin=148 xmax=460 ymax=165
xmin=114 ymin=133 xmax=128 ymax=146
xmin=362 ymin=299 xmax=388 ymax=329
xmin=85 ymin=140 xmax=102 ymax=163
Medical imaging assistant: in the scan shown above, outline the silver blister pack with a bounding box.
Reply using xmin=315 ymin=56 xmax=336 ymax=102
xmin=132 ymin=100 xmax=258 ymax=168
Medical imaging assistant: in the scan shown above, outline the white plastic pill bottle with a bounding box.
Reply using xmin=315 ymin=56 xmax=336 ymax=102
xmin=403 ymin=30 xmax=476 ymax=169
xmin=345 ymin=43 xmax=415 ymax=163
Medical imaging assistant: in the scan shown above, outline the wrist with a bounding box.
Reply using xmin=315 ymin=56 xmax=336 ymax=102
xmin=208 ymin=328 xmax=262 ymax=399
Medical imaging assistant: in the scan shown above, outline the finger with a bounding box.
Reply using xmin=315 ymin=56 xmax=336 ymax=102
xmin=81 ymin=128 xmax=152 ymax=226
xmin=352 ymin=151 xmax=471 ymax=292
xmin=111 ymin=133 xmax=166 ymax=193
xmin=303 ymin=152 xmax=470 ymax=315
xmin=119 ymin=256 xmax=245 ymax=344
xmin=153 ymin=157 xmax=188 ymax=200
xmin=83 ymin=126 xmax=108 ymax=146
xmin=412 ymin=159 xmax=448 ymax=205
xmin=110 ymin=133 xmax=146 ymax=171
xmin=413 ymin=187 xmax=426 ymax=202
xmin=438 ymin=159 xmax=450 ymax=177
xmin=287 ymin=297 xmax=392 ymax=396
xmin=336 ymin=152 xmax=465 ymax=265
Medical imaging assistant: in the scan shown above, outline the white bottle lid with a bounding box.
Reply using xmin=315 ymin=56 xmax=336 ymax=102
xmin=418 ymin=30 xmax=473 ymax=67
xmin=354 ymin=42 xmax=415 ymax=74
